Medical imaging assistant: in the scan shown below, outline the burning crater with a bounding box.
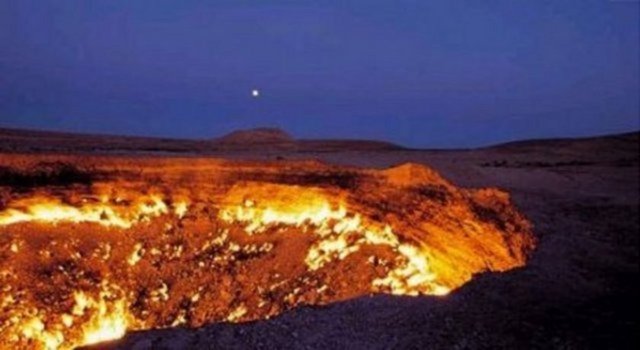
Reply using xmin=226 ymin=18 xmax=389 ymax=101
xmin=0 ymin=156 xmax=535 ymax=349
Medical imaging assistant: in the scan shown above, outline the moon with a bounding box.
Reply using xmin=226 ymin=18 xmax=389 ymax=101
xmin=251 ymin=89 xmax=260 ymax=97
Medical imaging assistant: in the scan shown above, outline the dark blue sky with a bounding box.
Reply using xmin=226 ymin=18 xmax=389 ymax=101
xmin=1 ymin=0 xmax=638 ymax=147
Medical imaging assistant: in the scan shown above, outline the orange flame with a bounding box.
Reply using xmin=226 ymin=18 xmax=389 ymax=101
xmin=0 ymin=163 xmax=533 ymax=349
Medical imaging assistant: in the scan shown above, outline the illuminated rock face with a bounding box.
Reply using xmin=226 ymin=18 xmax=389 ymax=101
xmin=0 ymin=157 xmax=535 ymax=349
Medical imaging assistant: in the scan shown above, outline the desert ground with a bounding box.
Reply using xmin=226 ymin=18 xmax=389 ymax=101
xmin=0 ymin=128 xmax=637 ymax=349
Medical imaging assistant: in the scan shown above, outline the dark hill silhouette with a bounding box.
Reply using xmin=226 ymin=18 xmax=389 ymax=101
xmin=215 ymin=127 xmax=294 ymax=144
xmin=0 ymin=126 xmax=637 ymax=154
xmin=0 ymin=127 xmax=404 ymax=153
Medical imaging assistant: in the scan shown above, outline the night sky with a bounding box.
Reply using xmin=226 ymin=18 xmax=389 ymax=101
xmin=1 ymin=0 xmax=638 ymax=148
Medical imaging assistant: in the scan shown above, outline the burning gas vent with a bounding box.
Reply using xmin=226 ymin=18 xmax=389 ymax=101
xmin=0 ymin=157 xmax=535 ymax=349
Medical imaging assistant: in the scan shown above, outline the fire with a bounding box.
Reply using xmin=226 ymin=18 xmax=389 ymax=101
xmin=73 ymin=291 xmax=129 ymax=347
xmin=0 ymin=158 xmax=535 ymax=349
xmin=3 ymin=286 xmax=131 ymax=350
xmin=20 ymin=317 xmax=63 ymax=349
xmin=372 ymin=244 xmax=449 ymax=296
xmin=0 ymin=195 xmax=171 ymax=229
xmin=218 ymin=187 xmax=350 ymax=234
xmin=126 ymin=243 xmax=144 ymax=266
xmin=218 ymin=185 xmax=450 ymax=294
xmin=226 ymin=305 xmax=248 ymax=322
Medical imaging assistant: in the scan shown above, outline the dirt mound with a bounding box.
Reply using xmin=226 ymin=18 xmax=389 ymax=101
xmin=382 ymin=163 xmax=452 ymax=188
xmin=214 ymin=128 xmax=295 ymax=145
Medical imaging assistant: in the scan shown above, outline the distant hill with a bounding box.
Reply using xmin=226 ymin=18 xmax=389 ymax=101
xmin=0 ymin=126 xmax=637 ymax=155
xmin=482 ymin=131 xmax=639 ymax=158
xmin=0 ymin=127 xmax=404 ymax=154
xmin=485 ymin=131 xmax=639 ymax=151
xmin=215 ymin=128 xmax=294 ymax=144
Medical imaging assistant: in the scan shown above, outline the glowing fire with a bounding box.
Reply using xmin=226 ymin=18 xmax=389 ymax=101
xmin=0 ymin=159 xmax=534 ymax=349
xmin=73 ymin=291 xmax=130 ymax=347
xmin=0 ymin=195 xmax=172 ymax=228
xmin=218 ymin=185 xmax=450 ymax=295
xmin=3 ymin=284 xmax=132 ymax=350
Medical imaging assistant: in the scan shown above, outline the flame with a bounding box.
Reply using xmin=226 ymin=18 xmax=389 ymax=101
xmin=5 ymin=284 xmax=131 ymax=350
xmin=75 ymin=292 xmax=129 ymax=347
xmin=0 ymin=161 xmax=534 ymax=349
xmin=127 ymin=243 xmax=144 ymax=266
xmin=173 ymin=201 xmax=189 ymax=219
xmin=226 ymin=305 xmax=248 ymax=322
xmin=20 ymin=317 xmax=64 ymax=350
xmin=0 ymin=195 xmax=173 ymax=228
xmin=218 ymin=185 xmax=451 ymax=295
xmin=219 ymin=195 xmax=351 ymax=234
xmin=372 ymin=244 xmax=450 ymax=296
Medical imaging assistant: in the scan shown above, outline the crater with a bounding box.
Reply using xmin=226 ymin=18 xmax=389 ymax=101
xmin=0 ymin=156 xmax=535 ymax=349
